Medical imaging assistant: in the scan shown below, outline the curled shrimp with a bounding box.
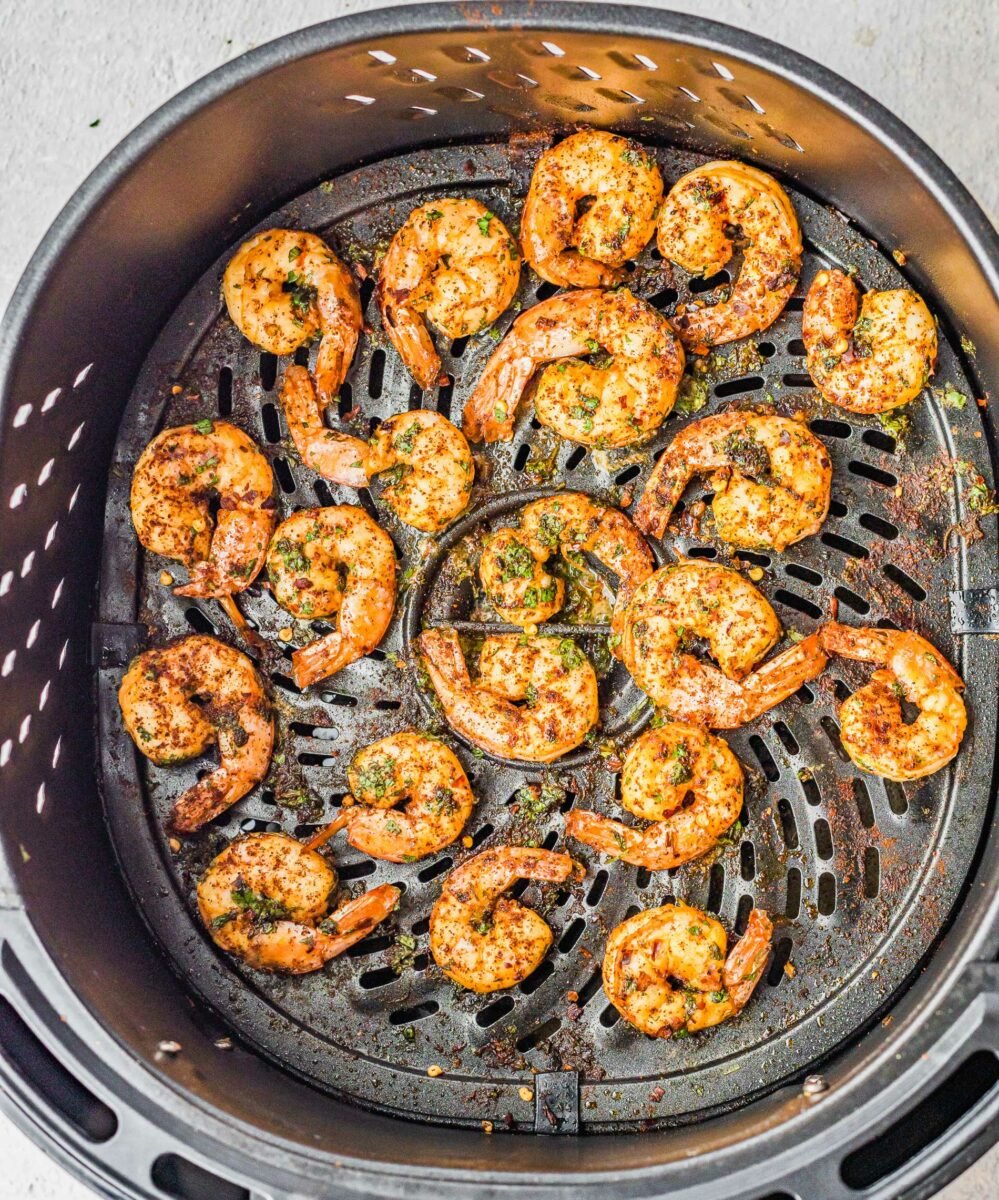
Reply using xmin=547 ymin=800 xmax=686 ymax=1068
xmin=279 ymin=366 xmax=474 ymax=532
xmin=479 ymin=492 xmax=654 ymax=648
xmin=802 ymin=268 xmax=937 ymax=413
xmin=820 ymin=621 xmax=966 ymax=780
xmin=118 ymin=634 xmax=273 ymax=833
xmin=130 ymin=420 xmax=275 ymax=639
xmin=659 ymin=161 xmax=802 ymax=352
xmin=197 ymin=832 xmax=399 ymax=974
xmin=266 ymin=507 xmax=396 ymax=688
xmin=603 ymin=901 xmax=773 ymax=1037
xmin=620 ymin=561 xmax=828 ymax=727
xmin=416 ymin=629 xmax=599 ymax=763
xmin=521 ymin=131 xmax=664 ymax=287
xmin=310 ymin=731 xmax=475 ymax=863
xmin=377 ymin=198 xmax=520 ymax=390
xmin=462 ymin=288 xmax=684 ymax=447
xmin=566 ymin=723 xmax=743 ymax=870
xmin=429 ymin=846 xmax=581 ymax=992
xmin=222 ymin=229 xmax=362 ymax=403
xmin=635 ymin=411 xmax=832 ymax=550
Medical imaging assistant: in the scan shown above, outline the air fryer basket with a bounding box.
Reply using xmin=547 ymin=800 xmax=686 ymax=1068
xmin=0 ymin=5 xmax=996 ymax=1199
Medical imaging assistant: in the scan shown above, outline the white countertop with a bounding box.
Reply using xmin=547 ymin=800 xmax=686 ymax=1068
xmin=0 ymin=1 xmax=995 ymax=1196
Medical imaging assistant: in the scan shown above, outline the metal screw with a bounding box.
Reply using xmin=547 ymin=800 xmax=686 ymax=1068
xmin=803 ymin=1074 xmax=828 ymax=1099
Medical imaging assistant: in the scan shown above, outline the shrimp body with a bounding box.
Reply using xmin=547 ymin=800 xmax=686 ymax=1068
xmin=521 ymin=131 xmax=664 ymax=287
xmin=620 ymin=561 xmax=827 ymax=727
xmin=222 ymin=229 xmax=362 ymax=402
xmin=197 ymin=832 xmax=399 ymax=974
xmin=635 ymin=412 xmax=832 ymax=550
xmin=659 ymin=161 xmax=802 ymax=352
xmin=479 ymin=493 xmax=654 ymax=647
xmin=820 ymin=622 xmax=966 ymax=780
xmin=416 ymin=629 xmax=599 ymax=762
xmin=604 ymin=902 xmax=773 ymax=1037
xmin=566 ymin=723 xmax=743 ymax=869
xmin=378 ymin=198 xmax=520 ymax=390
xmin=130 ymin=421 xmax=276 ymax=600
xmin=119 ymin=635 xmax=273 ymax=833
xmin=802 ymin=269 xmax=937 ymax=413
xmin=332 ymin=731 xmax=475 ymax=862
xmin=429 ymin=846 xmax=580 ymax=992
xmin=462 ymin=288 xmax=684 ymax=447
xmin=266 ymin=507 xmax=396 ymax=688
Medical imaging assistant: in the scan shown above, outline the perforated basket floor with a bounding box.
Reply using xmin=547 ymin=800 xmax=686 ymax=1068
xmin=96 ymin=138 xmax=996 ymax=1132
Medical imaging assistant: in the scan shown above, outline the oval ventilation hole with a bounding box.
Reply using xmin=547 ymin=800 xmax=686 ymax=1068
xmin=435 ymin=378 xmax=453 ymax=420
xmin=357 ymin=275 xmax=376 ymax=314
xmin=317 ymin=692 xmax=357 ymax=708
xmin=509 ymin=878 xmax=530 ymax=901
xmin=184 ymin=607 xmax=218 ymax=636
xmin=757 ymin=340 xmax=776 ymax=357
xmin=374 ymin=698 xmax=401 ymax=712
xmin=586 ymin=868 xmax=608 ymax=906
xmin=261 ymin=402 xmax=282 ymax=444
xmin=469 ymin=822 xmax=494 ymax=850
xmin=782 ymin=372 xmax=813 ymax=389
xmin=635 ymin=866 xmax=652 ymax=890
xmin=813 ymin=817 xmax=833 ymax=860
xmin=817 ymin=872 xmax=837 ymax=916
xmin=217 ymin=366 xmax=233 ymax=416
xmin=785 ymin=866 xmax=802 ymax=919
xmin=819 ymin=716 xmax=850 ymax=762
xmin=615 ymin=463 xmax=642 ymax=486
xmin=337 ymin=380 xmax=354 ymax=418
xmin=773 ymin=721 xmax=799 ymax=755
xmin=686 ymin=545 xmax=718 ymax=559
xmin=705 ymin=861 xmax=725 ymax=912
xmin=833 ymin=678 xmax=852 ymax=705
xmin=259 ymin=353 xmax=277 ymax=391
xmin=517 ymin=1017 xmax=561 ymax=1051
xmin=809 ymin=417 xmax=851 ymax=438
xmin=535 ymin=281 xmax=560 ymax=302
xmin=778 ymin=798 xmax=799 ymax=848
xmin=476 ymin=995 xmax=515 ymax=1027
xmin=821 ymin=531 xmax=869 ymax=559
xmin=520 ymin=959 xmax=556 ymax=995
xmin=715 ymin=375 xmax=765 ymax=398
xmin=859 ymin=513 xmax=899 ymax=541
xmin=417 ymin=855 xmax=453 ymax=883
xmin=367 ymin=349 xmax=386 ymax=400
xmin=514 ymin=443 xmax=531 ymax=472
xmin=766 ymin=936 xmax=793 ymax=986
xmin=648 ymin=286 xmax=679 ymax=311
xmin=734 ymin=894 xmax=754 ymax=935
xmin=597 ymin=1004 xmax=620 ymax=1029
xmin=739 ymin=551 xmax=771 ymax=568
xmin=848 ymin=460 xmax=898 ymax=488
xmin=829 ymin=498 xmax=848 ymax=518
xmin=786 ymin=337 xmax=808 ymax=358
xmin=270 ymin=672 xmax=302 ymax=695
xmin=774 ymin=588 xmax=822 ymax=620
xmin=273 ymin=457 xmax=296 ymax=494
xmin=338 ymin=859 xmax=376 ymax=881
xmin=784 ymin=563 xmax=823 ymax=587
xmin=862 ymin=429 xmax=897 ymax=454
xmin=882 ymin=563 xmax=926 ymax=601
xmin=748 ymin=735 xmax=779 ymax=781
xmin=689 ymin=269 xmax=730 ymax=294
xmin=293 ymin=345 xmax=310 ymax=368
xmin=885 ymin=780 xmax=908 ymax=816
xmin=558 ymin=917 xmax=586 ymax=953
xmin=834 ymin=585 xmax=871 ymax=615
xmin=565 ymin=445 xmax=587 ymax=472
xmin=314 ymin=479 xmax=336 ymax=507
xmin=863 ymin=846 xmax=880 ymax=899
xmin=390 ymin=1001 xmax=439 ymax=1027
xmin=151 ymin=1154 xmax=248 ymax=1200
xmin=297 ymin=752 xmax=335 ymax=769
xmin=239 ymin=818 xmax=281 ymax=834
xmin=342 ymin=934 xmax=393 ymax=960
xmin=854 ymin=777 xmax=876 ymax=828
xmin=740 ymin=841 xmax=756 ymax=881
xmin=358 ymin=965 xmax=400 ymax=990
xmin=357 ymin=489 xmax=381 ymax=525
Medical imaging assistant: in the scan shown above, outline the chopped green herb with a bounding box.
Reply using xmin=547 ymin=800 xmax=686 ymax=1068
xmin=558 ymin=639 xmax=585 ymax=670
xmin=355 ymin=757 xmax=396 ymax=799
xmin=476 ymin=212 xmax=494 ymax=236
xmin=193 ymin=418 xmax=214 ymax=435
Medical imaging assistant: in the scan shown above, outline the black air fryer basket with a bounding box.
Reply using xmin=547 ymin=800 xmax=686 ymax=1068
xmin=0 ymin=5 xmax=996 ymax=1199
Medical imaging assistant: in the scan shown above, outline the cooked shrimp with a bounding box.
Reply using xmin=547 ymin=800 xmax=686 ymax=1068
xmin=820 ymin=621 xmax=966 ymax=780
xmin=635 ymin=412 xmax=832 ymax=550
xmin=222 ymin=229 xmax=362 ymax=403
xmin=603 ymin=901 xmax=773 ymax=1037
xmin=479 ymin=492 xmax=654 ymax=648
xmin=429 ymin=846 xmax=580 ymax=992
xmin=620 ymin=561 xmax=827 ymax=727
xmin=802 ymin=268 xmax=937 ymax=413
xmin=521 ymin=131 xmax=664 ymax=287
xmin=266 ymin=507 xmax=396 ymax=688
xmin=659 ymin=161 xmax=802 ymax=352
xmin=308 ymin=731 xmax=475 ymax=862
xmin=118 ymin=634 xmax=273 ymax=833
xmin=463 ymin=288 xmax=684 ymax=446
xmin=197 ymin=832 xmax=399 ymax=974
xmin=416 ymin=629 xmax=599 ymax=762
xmin=566 ymin=723 xmax=743 ymax=869
xmin=278 ymin=366 xmax=474 ymax=532
xmin=377 ymin=198 xmax=520 ymax=390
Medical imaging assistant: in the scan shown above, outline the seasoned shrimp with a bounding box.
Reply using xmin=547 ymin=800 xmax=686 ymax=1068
xmin=566 ymin=723 xmax=743 ymax=870
xmin=820 ymin=621 xmax=966 ymax=780
xmin=197 ymin=832 xmax=399 ymax=974
xmin=620 ymin=561 xmax=827 ymax=727
xmin=603 ymin=901 xmax=773 ymax=1037
xmin=222 ymin=229 xmax=362 ymax=403
xmin=479 ymin=492 xmax=654 ymax=647
xmin=309 ymin=731 xmax=475 ymax=862
xmin=463 ymin=288 xmax=684 ymax=446
xmin=118 ymin=635 xmax=273 ymax=833
xmin=659 ymin=161 xmax=802 ymax=352
xmin=416 ymin=629 xmax=599 ymax=762
xmin=377 ymin=198 xmax=520 ymax=391
xmin=521 ymin=131 xmax=664 ymax=288
xmin=429 ymin=846 xmax=581 ymax=992
xmin=266 ymin=507 xmax=396 ymax=688
xmin=130 ymin=421 xmax=276 ymax=640
xmin=279 ymin=366 xmax=474 ymax=532
xmin=802 ymin=268 xmax=937 ymax=413
xmin=635 ymin=412 xmax=832 ymax=550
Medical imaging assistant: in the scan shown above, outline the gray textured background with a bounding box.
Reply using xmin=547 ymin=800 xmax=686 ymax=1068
xmin=0 ymin=1 xmax=995 ymax=1197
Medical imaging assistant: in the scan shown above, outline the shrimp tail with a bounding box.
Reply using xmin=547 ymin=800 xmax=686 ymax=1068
xmin=377 ymin=280 xmax=442 ymax=392
xmin=279 ymin=365 xmax=369 ymax=487
xmin=461 ymin=345 xmax=529 ymax=443
xmin=723 ymin=908 xmax=773 ymax=1009
xmin=292 ymin=631 xmax=352 ymax=689
xmin=318 ymin=883 xmax=401 ymax=959
xmin=738 ymin=633 xmax=828 ymax=725
xmin=169 ymin=770 xmax=247 ymax=834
